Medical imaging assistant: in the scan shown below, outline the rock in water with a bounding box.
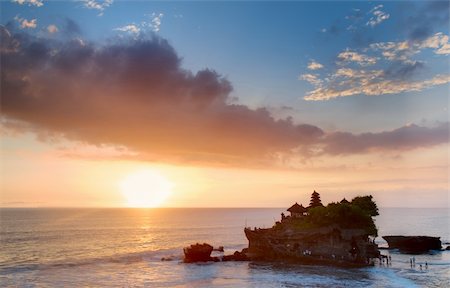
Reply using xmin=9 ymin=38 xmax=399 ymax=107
xmin=382 ymin=236 xmax=442 ymax=253
xmin=183 ymin=243 xmax=214 ymax=263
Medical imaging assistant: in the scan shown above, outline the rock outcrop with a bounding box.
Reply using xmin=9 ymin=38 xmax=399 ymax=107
xmin=183 ymin=243 xmax=249 ymax=263
xmin=183 ymin=243 xmax=214 ymax=263
xmin=245 ymin=224 xmax=379 ymax=267
xmin=382 ymin=236 xmax=442 ymax=253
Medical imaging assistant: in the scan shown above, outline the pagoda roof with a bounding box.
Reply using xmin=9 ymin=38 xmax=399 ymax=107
xmin=287 ymin=202 xmax=307 ymax=213
xmin=340 ymin=198 xmax=350 ymax=204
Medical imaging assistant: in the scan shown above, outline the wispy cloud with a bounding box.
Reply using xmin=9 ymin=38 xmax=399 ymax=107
xmin=12 ymin=0 xmax=43 ymax=7
xmin=337 ymin=50 xmax=377 ymax=66
xmin=367 ymin=4 xmax=390 ymax=27
xmin=115 ymin=12 xmax=164 ymax=36
xmin=82 ymin=0 xmax=113 ymax=16
xmin=304 ymin=72 xmax=450 ymax=101
xmin=370 ymin=32 xmax=450 ymax=62
xmin=307 ymin=60 xmax=323 ymax=70
xmin=301 ymin=31 xmax=450 ymax=100
xmin=114 ymin=24 xmax=140 ymax=34
xmin=150 ymin=12 xmax=163 ymax=32
xmin=299 ymin=74 xmax=322 ymax=86
xmin=14 ymin=16 xmax=37 ymax=29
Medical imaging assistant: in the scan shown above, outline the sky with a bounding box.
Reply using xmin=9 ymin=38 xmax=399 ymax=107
xmin=0 ymin=0 xmax=449 ymax=208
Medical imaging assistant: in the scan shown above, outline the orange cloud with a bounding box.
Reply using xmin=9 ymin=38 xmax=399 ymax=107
xmin=1 ymin=26 xmax=447 ymax=167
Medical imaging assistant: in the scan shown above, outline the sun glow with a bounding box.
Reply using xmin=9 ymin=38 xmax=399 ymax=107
xmin=120 ymin=170 xmax=173 ymax=208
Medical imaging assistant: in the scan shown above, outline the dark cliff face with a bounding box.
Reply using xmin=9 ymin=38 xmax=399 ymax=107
xmin=244 ymin=225 xmax=379 ymax=267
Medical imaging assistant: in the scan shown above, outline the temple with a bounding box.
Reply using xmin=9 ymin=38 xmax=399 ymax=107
xmin=244 ymin=191 xmax=380 ymax=267
xmin=287 ymin=202 xmax=308 ymax=218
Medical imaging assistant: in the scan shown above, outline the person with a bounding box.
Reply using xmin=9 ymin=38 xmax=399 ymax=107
xmin=420 ymin=264 xmax=422 ymax=271
xmin=425 ymin=262 xmax=428 ymax=269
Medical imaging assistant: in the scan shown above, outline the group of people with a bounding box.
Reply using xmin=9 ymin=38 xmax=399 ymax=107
xmin=410 ymin=257 xmax=428 ymax=270
xmin=379 ymin=254 xmax=391 ymax=266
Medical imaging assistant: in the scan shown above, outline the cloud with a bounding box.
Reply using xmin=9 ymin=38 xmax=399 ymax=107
xmin=402 ymin=1 xmax=449 ymax=40
xmin=307 ymin=60 xmax=323 ymax=70
xmin=384 ymin=60 xmax=424 ymax=79
xmin=419 ymin=32 xmax=450 ymax=55
xmin=82 ymin=0 xmax=113 ymax=16
xmin=303 ymin=72 xmax=450 ymax=101
xmin=1 ymin=26 xmax=447 ymax=167
xmin=114 ymin=24 xmax=140 ymax=34
xmin=0 ymin=26 xmax=324 ymax=166
xmin=366 ymin=4 xmax=390 ymax=27
xmin=321 ymin=123 xmax=449 ymax=155
xmin=337 ymin=50 xmax=377 ymax=66
xmin=299 ymin=74 xmax=322 ymax=86
xmin=115 ymin=13 xmax=164 ymax=36
xmin=301 ymin=32 xmax=450 ymax=100
xmin=150 ymin=12 xmax=163 ymax=32
xmin=12 ymin=0 xmax=43 ymax=7
xmin=370 ymin=33 xmax=450 ymax=62
xmin=14 ymin=16 xmax=37 ymax=29
xmin=47 ymin=24 xmax=58 ymax=34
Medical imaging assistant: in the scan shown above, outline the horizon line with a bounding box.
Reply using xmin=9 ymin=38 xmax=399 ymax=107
xmin=1 ymin=206 xmax=448 ymax=209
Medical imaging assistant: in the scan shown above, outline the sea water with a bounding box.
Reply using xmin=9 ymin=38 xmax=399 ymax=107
xmin=1 ymin=208 xmax=449 ymax=287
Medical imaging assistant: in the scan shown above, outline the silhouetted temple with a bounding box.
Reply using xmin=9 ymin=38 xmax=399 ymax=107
xmin=287 ymin=202 xmax=307 ymax=217
xmin=244 ymin=191 xmax=380 ymax=267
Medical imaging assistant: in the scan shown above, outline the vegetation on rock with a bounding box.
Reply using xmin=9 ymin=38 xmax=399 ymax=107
xmin=351 ymin=195 xmax=379 ymax=216
xmin=308 ymin=202 xmax=378 ymax=236
xmin=284 ymin=192 xmax=379 ymax=237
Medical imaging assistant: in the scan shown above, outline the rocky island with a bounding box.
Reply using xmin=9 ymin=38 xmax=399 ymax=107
xmin=184 ymin=191 xmax=381 ymax=267
xmin=244 ymin=192 xmax=380 ymax=267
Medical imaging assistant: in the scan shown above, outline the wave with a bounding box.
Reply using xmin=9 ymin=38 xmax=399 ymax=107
xmin=0 ymin=247 xmax=184 ymax=275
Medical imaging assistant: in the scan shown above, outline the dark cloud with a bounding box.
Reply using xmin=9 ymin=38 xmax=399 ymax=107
xmin=0 ymin=26 xmax=323 ymax=166
xmin=322 ymin=123 xmax=449 ymax=155
xmin=399 ymin=1 xmax=449 ymax=41
xmin=385 ymin=61 xmax=425 ymax=80
xmin=1 ymin=25 xmax=447 ymax=167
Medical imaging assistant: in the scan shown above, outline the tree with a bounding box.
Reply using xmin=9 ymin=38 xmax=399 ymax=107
xmin=351 ymin=195 xmax=379 ymax=216
xmin=309 ymin=190 xmax=323 ymax=208
xmin=307 ymin=202 xmax=378 ymax=236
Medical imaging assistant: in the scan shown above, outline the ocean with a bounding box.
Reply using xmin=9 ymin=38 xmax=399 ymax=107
xmin=1 ymin=208 xmax=449 ymax=287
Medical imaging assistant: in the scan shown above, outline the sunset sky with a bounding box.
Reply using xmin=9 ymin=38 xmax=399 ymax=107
xmin=1 ymin=1 xmax=449 ymax=208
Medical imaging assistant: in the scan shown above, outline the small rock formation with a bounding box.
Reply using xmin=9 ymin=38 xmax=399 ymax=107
xmin=183 ymin=243 xmax=249 ymax=263
xmin=183 ymin=243 xmax=214 ymax=263
xmin=222 ymin=249 xmax=249 ymax=261
xmin=382 ymin=236 xmax=442 ymax=253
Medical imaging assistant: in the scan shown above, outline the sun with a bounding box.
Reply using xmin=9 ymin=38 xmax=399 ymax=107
xmin=120 ymin=170 xmax=173 ymax=208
